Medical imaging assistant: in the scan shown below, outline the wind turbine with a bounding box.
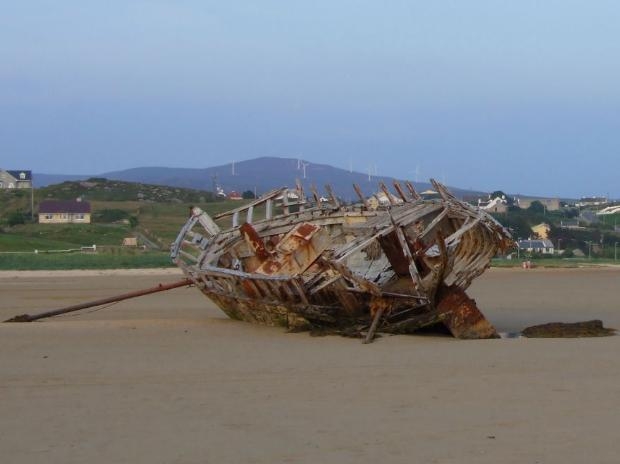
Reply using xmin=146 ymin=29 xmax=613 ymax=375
xmin=301 ymin=161 xmax=310 ymax=179
xmin=407 ymin=164 xmax=420 ymax=183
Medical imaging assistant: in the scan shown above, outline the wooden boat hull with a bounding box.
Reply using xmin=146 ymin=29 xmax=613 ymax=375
xmin=171 ymin=180 xmax=513 ymax=340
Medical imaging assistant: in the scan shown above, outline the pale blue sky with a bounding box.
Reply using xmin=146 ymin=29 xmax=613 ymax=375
xmin=1 ymin=1 xmax=619 ymax=197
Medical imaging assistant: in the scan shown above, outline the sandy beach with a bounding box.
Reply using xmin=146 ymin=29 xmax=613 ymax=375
xmin=1 ymin=267 xmax=619 ymax=463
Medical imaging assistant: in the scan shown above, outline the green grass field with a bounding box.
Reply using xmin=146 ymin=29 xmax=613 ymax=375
xmin=0 ymin=250 xmax=173 ymax=270
xmin=0 ymin=198 xmax=253 ymax=269
xmin=0 ymin=233 xmax=81 ymax=252
xmin=135 ymin=200 xmax=253 ymax=246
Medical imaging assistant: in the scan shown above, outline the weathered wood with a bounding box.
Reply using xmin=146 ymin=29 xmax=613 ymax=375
xmin=379 ymin=182 xmax=396 ymax=206
xmin=310 ymin=184 xmax=320 ymax=205
xmin=405 ymin=181 xmax=421 ymax=200
xmin=213 ymin=188 xmax=285 ymax=220
xmin=353 ymin=183 xmax=369 ymax=208
xmin=363 ymin=303 xmax=387 ymax=344
xmin=324 ymin=184 xmax=340 ymax=208
xmin=382 ymin=309 xmax=445 ymax=334
xmin=392 ymin=181 xmax=409 ymax=203
xmin=5 ymin=279 xmax=193 ymax=323
xmin=170 ymin=179 xmax=514 ymax=341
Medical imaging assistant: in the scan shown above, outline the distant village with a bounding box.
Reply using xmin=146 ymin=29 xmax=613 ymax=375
xmin=2 ymin=167 xmax=619 ymax=259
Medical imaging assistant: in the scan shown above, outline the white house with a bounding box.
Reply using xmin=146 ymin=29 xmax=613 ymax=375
xmin=517 ymin=239 xmax=555 ymax=255
xmin=0 ymin=169 xmax=32 ymax=189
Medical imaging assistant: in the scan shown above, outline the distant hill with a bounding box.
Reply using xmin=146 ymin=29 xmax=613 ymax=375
xmin=35 ymin=156 xmax=485 ymax=201
xmin=100 ymin=157 xmax=447 ymax=201
xmin=34 ymin=173 xmax=89 ymax=187
xmin=39 ymin=178 xmax=214 ymax=203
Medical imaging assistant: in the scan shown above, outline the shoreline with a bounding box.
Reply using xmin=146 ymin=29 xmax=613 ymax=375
xmin=2 ymin=264 xmax=619 ymax=280
xmin=0 ymin=267 xmax=184 ymax=278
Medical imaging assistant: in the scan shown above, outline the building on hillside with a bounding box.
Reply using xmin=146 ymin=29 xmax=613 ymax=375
xmin=531 ymin=223 xmax=551 ymax=239
xmin=274 ymin=191 xmax=301 ymax=202
xmin=38 ymin=200 xmax=92 ymax=224
xmin=596 ymin=205 xmax=620 ymax=215
xmin=419 ymin=189 xmax=440 ymax=200
xmin=517 ymin=239 xmax=554 ymax=255
xmin=0 ymin=169 xmax=32 ymax=189
xmin=560 ymin=219 xmax=585 ymax=230
xmin=478 ymin=196 xmax=508 ymax=213
xmin=515 ymin=197 xmax=560 ymax=211
xmin=228 ymin=191 xmax=243 ymax=200
xmin=576 ymin=196 xmax=607 ymax=208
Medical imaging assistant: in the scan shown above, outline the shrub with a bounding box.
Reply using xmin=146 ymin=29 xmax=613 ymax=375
xmin=6 ymin=210 xmax=26 ymax=226
xmin=92 ymin=209 xmax=130 ymax=223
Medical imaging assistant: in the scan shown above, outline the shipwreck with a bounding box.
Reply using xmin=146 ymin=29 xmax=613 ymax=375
xmin=170 ymin=180 xmax=514 ymax=342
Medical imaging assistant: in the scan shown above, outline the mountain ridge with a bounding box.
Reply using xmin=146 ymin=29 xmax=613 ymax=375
xmin=34 ymin=156 xmax=484 ymax=200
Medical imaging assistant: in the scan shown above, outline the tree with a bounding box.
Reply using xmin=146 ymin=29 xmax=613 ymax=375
xmin=497 ymin=215 xmax=531 ymax=240
xmin=242 ymin=190 xmax=256 ymax=200
xmin=528 ymin=201 xmax=545 ymax=214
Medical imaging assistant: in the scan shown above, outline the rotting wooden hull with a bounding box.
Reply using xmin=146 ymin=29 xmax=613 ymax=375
xmin=171 ymin=179 xmax=514 ymax=341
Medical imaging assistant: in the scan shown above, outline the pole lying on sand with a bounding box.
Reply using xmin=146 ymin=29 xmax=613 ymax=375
xmin=4 ymin=279 xmax=194 ymax=323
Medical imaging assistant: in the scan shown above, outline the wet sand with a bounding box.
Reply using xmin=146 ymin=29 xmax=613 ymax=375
xmin=1 ymin=267 xmax=619 ymax=463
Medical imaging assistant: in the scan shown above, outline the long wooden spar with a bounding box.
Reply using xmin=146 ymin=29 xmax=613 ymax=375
xmin=4 ymin=278 xmax=193 ymax=323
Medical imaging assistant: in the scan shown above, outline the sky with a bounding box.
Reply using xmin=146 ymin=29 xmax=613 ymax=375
xmin=1 ymin=1 xmax=619 ymax=198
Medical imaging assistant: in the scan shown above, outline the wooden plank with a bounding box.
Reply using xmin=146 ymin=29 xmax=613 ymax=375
xmin=232 ymin=211 xmax=239 ymax=228
xmin=353 ymin=183 xmax=368 ymax=208
xmin=392 ymin=181 xmax=409 ymax=203
xmin=405 ymin=181 xmax=421 ymax=200
xmin=213 ymin=188 xmax=285 ymax=220
xmin=325 ymin=184 xmax=340 ymax=208
xmin=290 ymin=279 xmax=309 ymax=304
xmin=393 ymin=225 xmax=424 ymax=290
xmin=418 ymin=208 xmax=449 ymax=240
xmin=333 ymin=226 xmax=394 ymax=262
xmin=308 ymin=274 xmax=342 ymax=295
xmin=379 ymin=182 xmax=396 ymax=205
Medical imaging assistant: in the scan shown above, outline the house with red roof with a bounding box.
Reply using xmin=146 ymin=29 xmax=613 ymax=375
xmin=38 ymin=200 xmax=92 ymax=224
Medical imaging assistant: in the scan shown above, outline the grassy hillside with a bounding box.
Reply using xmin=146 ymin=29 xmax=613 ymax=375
xmin=0 ymin=188 xmax=33 ymax=218
xmin=2 ymin=179 xmax=618 ymax=269
xmin=0 ymin=179 xmax=253 ymax=260
xmin=38 ymin=178 xmax=215 ymax=203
